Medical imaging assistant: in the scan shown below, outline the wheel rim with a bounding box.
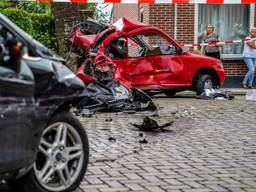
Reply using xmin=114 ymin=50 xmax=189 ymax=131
xmin=204 ymin=79 xmax=213 ymax=90
xmin=34 ymin=122 xmax=84 ymax=191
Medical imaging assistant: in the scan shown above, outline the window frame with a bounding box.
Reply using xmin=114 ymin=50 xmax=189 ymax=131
xmin=194 ymin=4 xmax=255 ymax=60
xmin=127 ymin=33 xmax=177 ymax=59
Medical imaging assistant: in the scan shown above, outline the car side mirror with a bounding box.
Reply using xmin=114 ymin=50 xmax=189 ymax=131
xmin=176 ymin=47 xmax=183 ymax=55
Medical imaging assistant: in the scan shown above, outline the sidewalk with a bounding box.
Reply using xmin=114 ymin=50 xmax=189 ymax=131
xmin=177 ymin=88 xmax=247 ymax=96
xmin=223 ymin=88 xmax=247 ymax=95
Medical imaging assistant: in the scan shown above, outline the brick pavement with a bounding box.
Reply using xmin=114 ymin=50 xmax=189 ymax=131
xmin=80 ymin=95 xmax=256 ymax=192
xmin=1 ymin=95 xmax=256 ymax=192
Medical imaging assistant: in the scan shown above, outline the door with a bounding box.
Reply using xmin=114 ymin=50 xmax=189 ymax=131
xmin=0 ymin=23 xmax=36 ymax=175
xmin=124 ymin=37 xmax=158 ymax=89
xmin=126 ymin=33 xmax=187 ymax=89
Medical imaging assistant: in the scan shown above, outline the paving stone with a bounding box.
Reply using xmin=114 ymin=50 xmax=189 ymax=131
xmin=99 ymin=187 xmax=130 ymax=192
xmin=124 ymin=173 xmax=143 ymax=180
xmin=164 ymin=178 xmax=183 ymax=185
xmin=182 ymin=188 xmax=212 ymax=192
xmin=204 ymin=184 xmax=230 ymax=192
xmin=104 ymin=180 xmax=124 ymax=188
xmin=145 ymin=186 xmax=166 ymax=192
xmin=125 ymin=184 xmax=145 ymax=191
xmin=2 ymin=96 xmax=256 ymax=192
xmin=181 ymin=180 xmax=206 ymax=188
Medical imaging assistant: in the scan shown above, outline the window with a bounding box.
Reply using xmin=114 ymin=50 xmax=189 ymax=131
xmin=105 ymin=37 xmax=127 ymax=60
xmin=197 ymin=4 xmax=253 ymax=59
xmin=0 ymin=24 xmax=13 ymax=63
xmin=128 ymin=38 xmax=143 ymax=58
xmin=128 ymin=33 xmax=176 ymax=58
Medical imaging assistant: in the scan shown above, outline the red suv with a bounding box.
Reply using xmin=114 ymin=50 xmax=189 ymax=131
xmin=72 ymin=18 xmax=225 ymax=96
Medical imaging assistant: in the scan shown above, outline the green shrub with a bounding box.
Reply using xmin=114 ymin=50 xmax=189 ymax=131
xmin=0 ymin=1 xmax=12 ymax=9
xmin=18 ymin=2 xmax=52 ymax=14
xmin=0 ymin=8 xmax=33 ymax=34
xmin=0 ymin=8 xmax=59 ymax=53
xmin=29 ymin=13 xmax=58 ymax=53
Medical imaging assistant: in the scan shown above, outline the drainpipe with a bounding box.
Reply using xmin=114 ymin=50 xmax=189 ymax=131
xmin=138 ymin=4 xmax=140 ymax=21
xmin=174 ymin=4 xmax=178 ymax=40
xmin=111 ymin=4 xmax=115 ymax=23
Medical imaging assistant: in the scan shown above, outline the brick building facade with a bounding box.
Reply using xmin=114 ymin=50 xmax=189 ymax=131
xmin=52 ymin=3 xmax=93 ymax=56
xmin=113 ymin=4 xmax=255 ymax=87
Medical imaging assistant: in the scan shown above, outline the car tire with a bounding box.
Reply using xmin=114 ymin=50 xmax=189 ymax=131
xmin=164 ymin=90 xmax=176 ymax=97
xmin=196 ymin=74 xmax=214 ymax=96
xmin=8 ymin=111 xmax=89 ymax=192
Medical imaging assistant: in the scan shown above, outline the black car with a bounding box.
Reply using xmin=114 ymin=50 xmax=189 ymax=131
xmin=0 ymin=13 xmax=89 ymax=192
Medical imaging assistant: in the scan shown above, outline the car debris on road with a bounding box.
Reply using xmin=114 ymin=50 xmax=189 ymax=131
xmin=197 ymin=89 xmax=235 ymax=100
xmin=130 ymin=116 xmax=174 ymax=132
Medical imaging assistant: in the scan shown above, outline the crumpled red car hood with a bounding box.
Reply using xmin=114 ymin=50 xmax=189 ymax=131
xmin=69 ymin=18 xmax=151 ymax=50
xmin=69 ymin=27 xmax=97 ymax=51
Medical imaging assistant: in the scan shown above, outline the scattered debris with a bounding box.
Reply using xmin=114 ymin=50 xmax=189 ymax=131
xmin=197 ymin=89 xmax=235 ymax=100
xmin=75 ymin=108 xmax=94 ymax=117
xmin=171 ymin=110 xmax=179 ymax=115
xmin=94 ymin=158 xmax=115 ymax=163
xmin=246 ymin=89 xmax=256 ymax=101
xmin=105 ymin=117 xmax=113 ymax=122
xmin=138 ymin=132 xmax=148 ymax=144
xmin=108 ymin=136 xmax=117 ymax=143
xmin=116 ymin=112 xmax=124 ymax=116
xmin=242 ymin=150 xmax=256 ymax=157
xmin=124 ymin=110 xmax=136 ymax=114
xmin=130 ymin=116 xmax=174 ymax=132
xmin=139 ymin=138 xmax=148 ymax=144
xmin=133 ymin=150 xmax=139 ymax=153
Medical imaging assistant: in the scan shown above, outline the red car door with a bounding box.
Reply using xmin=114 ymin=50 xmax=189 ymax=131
xmin=123 ymin=38 xmax=158 ymax=90
xmin=152 ymin=54 xmax=187 ymax=88
xmin=126 ymin=33 xmax=188 ymax=89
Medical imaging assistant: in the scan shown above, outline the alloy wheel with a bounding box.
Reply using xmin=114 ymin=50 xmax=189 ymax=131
xmin=34 ymin=122 xmax=84 ymax=191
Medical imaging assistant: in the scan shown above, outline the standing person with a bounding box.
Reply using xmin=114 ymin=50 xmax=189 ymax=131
xmin=242 ymin=28 xmax=256 ymax=89
xmin=201 ymin=24 xmax=221 ymax=60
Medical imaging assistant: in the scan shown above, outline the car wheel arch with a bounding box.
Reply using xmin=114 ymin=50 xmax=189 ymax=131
xmin=192 ymin=68 xmax=220 ymax=89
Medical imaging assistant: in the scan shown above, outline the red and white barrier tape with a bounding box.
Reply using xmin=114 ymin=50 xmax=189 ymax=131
xmin=184 ymin=38 xmax=250 ymax=47
xmin=20 ymin=0 xmax=256 ymax=3
xmin=128 ymin=38 xmax=251 ymax=48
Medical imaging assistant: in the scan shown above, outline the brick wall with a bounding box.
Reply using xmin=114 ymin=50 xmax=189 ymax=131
xmin=113 ymin=4 xmax=139 ymax=23
xmin=176 ymin=4 xmax=194 ymax=44
xmin=255 ymin=5 xmax=256 ymax=27
xmin=52 ymin=3 xmax=93 ymax=56
xmin=223 ymin=61 xmax=247 ymax=76
xmin=148 ymin=4 xmax=174 ymax=37
xmin=146 ymin=4 xmax=194 ymax=44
